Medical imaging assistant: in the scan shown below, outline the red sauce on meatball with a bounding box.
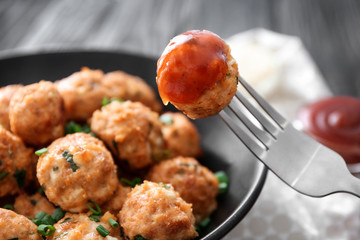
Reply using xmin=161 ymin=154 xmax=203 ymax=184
xmin=157 ymin=30 xmax=229 ymax=104
xmin=298 ymin=96 xmax=360 ymax=164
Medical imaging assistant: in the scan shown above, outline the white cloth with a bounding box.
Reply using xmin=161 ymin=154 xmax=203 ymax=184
xmin=223 ymin=29 xmax=360 ymax=240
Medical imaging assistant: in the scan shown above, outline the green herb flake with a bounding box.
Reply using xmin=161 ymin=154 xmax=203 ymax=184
xmin=8 ymin=150 xmax=14 ymax=158
xmin=215 ymin=171 xmax=229 ymax=195
xmin=35 ymin=148 xmax=48 ymax=156
xmin=120 ymin=177 xmax=142 ymax=188
xmin=65 ymin=121 xmax=95 ymax=136
xmin=52 ymin=208 xmax=65 ymax=222
xmin=62 ymin=150 xmax=78 ymax=172
xmin=134 ymin=234 xmax=148 ymax=240
xmin=53 ymin=166 xmax=59 ymax=171
xmin=96 ymin=225 xmax=110 ymax=237
xmin=61 ymin=217 xmax=72 ymax=224
xmin=37 ymin=224 xmax=56 ymax=236
xmin=102 ymin=97 xmax=124 ymax=106
xmin=89 ymin=213 xmax=101 ymax=222
xmin=13 ymin=169 xmax=26 ymax=188
xmin=30 ymin=199 xmax=37 ymax=206
xmin=160 ymin=114 xmax=173 ymax=125
xmin=0 ymin=171 xmax=8 ymax=181
xmin=3 ymin=204 xmax=14 ymax=210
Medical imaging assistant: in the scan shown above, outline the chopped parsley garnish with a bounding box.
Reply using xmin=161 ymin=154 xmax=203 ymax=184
xmin=3 ymin=204 xmax=14 ymax=210
xmin=120 ymin=177 xmax=142 ymax=187
xmin=160 ymin=114 xmax=173 ymax=125
xmin=96 ymin=225 xmax=110 ymax=237
xmin=37 ymin=224 xmax=56 ymax=236
xmin=52 ymin=208 xmax=65 ymax=222
xmin=62 ymin=150 xmax=78 ymax=172
xmin=13 ymin=169 xmax=26 ymax=187
xmin=33 ymin=211 xmax=55 ymax=226
xmin=53 ymin=166 xmax=59 ymax=171
xmin=215 ymin=171 xmax=229 ymax=195
xmin=196 ymin=217 xmax=211 ymax=234
xmin=35 ymin=148 xmax=48 ymax=156
xmin=134 ymin=235 xmax=148 ymax=240
xmin=108 ymin=218 xmax=119 ymax=228
xmin=102 ymin=97 xmax=124 ymax=106
xmin=0 ymin=171 xmax=8 ymax=181
xmin=89 ymin=213 xmax=101 ymax=222
xmin=65 ymin=121 xmax=95 ymax=137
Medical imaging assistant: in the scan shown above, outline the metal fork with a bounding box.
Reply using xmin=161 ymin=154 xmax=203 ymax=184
xmin=219 ymin=76 xmax=360 ymax=198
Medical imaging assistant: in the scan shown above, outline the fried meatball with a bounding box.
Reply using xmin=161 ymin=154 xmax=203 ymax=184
xmin=14 ymin=192 xmax=56 ymax=219
xmin=120 ymin=181 xmax=198 ymax=240
xmin=157 ymin=30 xmax=239 ymax=119
xmin=147 ymin=157 xmax=219 ymax=223
xmin=36 ymin=133 xmax=118 ymax=212
xmin=101 ymin=183 xmax=131 ymax=214
xmin=56 ymin=67 xmax=105 ymax=121
xmin=0 ymin=208 xmax=42 ymax=240
xmin=160 ymin=112 xmax=201 ymax=158
xmin=91 ymin=101 xmax=165 ymax=169
xmin=48 ymin=211 xmax=122 ymax=240
xmin=0 ymin=126 xmax=35 ymax=197
xmin=9 ymin=80 xmax=65 ymax=146
xmin=103 ymin=70 xmax=162 ymax=112
xmin=0 ymin=84 xmax=23 ymax=131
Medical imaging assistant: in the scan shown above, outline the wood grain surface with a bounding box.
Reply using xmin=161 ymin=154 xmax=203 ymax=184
xmin=0 ymin=0 xmax=359 ymax=96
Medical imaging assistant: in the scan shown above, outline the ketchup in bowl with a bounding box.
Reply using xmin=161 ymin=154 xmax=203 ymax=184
xmin=298 ymin=96 xmax=360 ymax=168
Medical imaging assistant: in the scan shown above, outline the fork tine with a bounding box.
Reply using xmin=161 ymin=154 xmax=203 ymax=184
xmin=235 ymin=90 xmax=280 ymax=138
xmin=219 ymin=108 xmax=266 ymax=160
xmin=238 ymin=76 xmax=288 ymax=128
xmin=228 ymin=98 xmax=273 ymax=149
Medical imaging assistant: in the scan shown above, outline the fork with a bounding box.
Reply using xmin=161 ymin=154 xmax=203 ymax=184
xmin=219 ymin=76 xmax=360 ymax=198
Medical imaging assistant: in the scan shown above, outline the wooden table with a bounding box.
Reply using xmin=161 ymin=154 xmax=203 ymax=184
xmin=1 ymin=0 xmax=359 ymax=97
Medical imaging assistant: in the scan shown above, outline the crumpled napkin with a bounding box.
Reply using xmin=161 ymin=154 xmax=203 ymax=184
xmin=222 ymin=29 xmax=360 ymax=240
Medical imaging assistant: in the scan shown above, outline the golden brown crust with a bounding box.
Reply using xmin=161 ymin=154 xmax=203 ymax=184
xmin=36 ymin=133 xmax=118 ymax=212
xmin=91 ymin=101 xmax=165 ymax=169
xmin=0 ymin=208 xmax=42 ymax=240
xmin=147 ymin=157 xmax=219 ymax=223
xmin=56 ymin=67 xmax=106 ymax=121
xmin=160 ymin=112 xmax=201 ymax=158
xmin=14 ymin=192 xmax=56 ymax=219
xmin=48 ymin=212 xmax=122 ymax=240
xmin=103 ymin=70 xmax=162 ymax=112
xmin=119 ymin=181 xmax=198 ymax=240
xmin=9 ymin=80 xmax=65 ymax=146
xmin=101 ymin=183 xmax=131 ymax=214
xmin=0 ymin=126 xmax=35 ymax=197
xmin=0 ymin=84 xmax=23 ymax=131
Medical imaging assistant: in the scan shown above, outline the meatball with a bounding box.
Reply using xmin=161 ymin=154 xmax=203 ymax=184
xmin=56 ymin=67 xmax=105 ymax=121
xmin=36 ymin=133 xmax=118 ymax=212
xmin=101 ymin=183 xmax=131 ymax=214
xmin=103 ymin=70 xmax=162 ymax=112
xmin=160 ymin=112 xmax=201 ymax=158
xmin=157 ymin=30 xmax=239 ymax=119
xmin=147 ymin=157 xmax=219 ymax=223
xmin=0 ymin=208 xmax=42 ymax=240
xmin=91 ymin=101 xmax=165 ymax=169
xmin=119 ymin=181 xmax=198 ymax=240
xmin=0 ymin=84 xmax=23 ymax=131
xmin=49 ymin=211 xmax=121 ymax=240
xmin=9 ymin=80 xmax=65 ymax=146
xmin=14 ymin=192 xmax=56 ymax=219
xmin=0 ymin=126 xmax=35 ymax=197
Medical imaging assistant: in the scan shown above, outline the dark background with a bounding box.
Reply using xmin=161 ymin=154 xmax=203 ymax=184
xmin=1 ymin=0 xmax=359 ymax=97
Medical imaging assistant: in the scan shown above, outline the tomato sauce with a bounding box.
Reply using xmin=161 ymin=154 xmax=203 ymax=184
xmin=156 ymin=30 xmax=229 ymax=104
xmin=298 ymin=96 xmax=360 ymax=164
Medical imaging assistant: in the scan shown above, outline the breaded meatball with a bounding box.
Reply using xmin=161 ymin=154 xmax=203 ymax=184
xmin=160 ymin=112 xmax=201 ymax=158
xmin=101 ymin=183 xmax=131 ymax=214
xmin=9 ymin=80 xmax=65 ymax=146
xmin=120 ymin=181 xmax=198 ymax=240
xmin=56 ymin=67 xmax=105 ymax=121
xmin=157 ymin=30 xmax=239 ymax=119
xmin=91 ymin=101 xmax=165 ymax=169
xmin=0 ymin=84 xmax=23 ymax=131
xmin=48 ymin=211 xmax=122 ymax=240
xmin=147 ymin=157 xmax=219 ymax=223
xmin=0 ymin=208 xmax=42 ymax=240
xmin=0 ymin=126 xmax=35 ymax=197
xmin=14 ymin=192 xmax=56 ymax=219
xmin=103 ymin=70 xmax=162 ymax=112
xmin=36 ymin=133 xmax=118 ymax=212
